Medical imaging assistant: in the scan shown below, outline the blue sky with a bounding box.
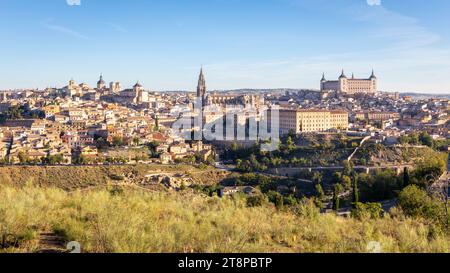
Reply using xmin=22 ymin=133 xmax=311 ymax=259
xmin=1 ymin=0 xmax=450 ymax=93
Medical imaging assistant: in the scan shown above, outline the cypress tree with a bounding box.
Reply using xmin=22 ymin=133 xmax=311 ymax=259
xmin=403 ymin=167 xmax=410 ymax=187
xmin=353 ymin=175 xmax=360 ymax=206
xmin=332 ymin=184 xmax=343 ymax=211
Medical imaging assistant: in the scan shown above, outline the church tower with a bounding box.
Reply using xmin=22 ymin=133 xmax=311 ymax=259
xmin=197 ymin=67 xmax=207 ymax=105
xmin=338 ymin=69 xmax=348 ymax=93
xmin=69 ymin=78 xmax=76 ymax=89
xmin=369 ymin=69 xmax=377 ymax=93
xmin=133 ymin=81 xmax=144 ymax=104
xmin=320 ymin=73 xmax=326 ymax=91
xmin=97 ymin=74 xmax=106 ymax=90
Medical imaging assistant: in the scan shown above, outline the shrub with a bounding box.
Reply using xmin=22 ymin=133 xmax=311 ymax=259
xmin=266 ymin=191 xmax=284 ymax=209
xmin=246 ymin=194 xmax=266 ymax=207
xmin=398 ymin=185 xmax=446 ymax=227
xmin=352 ymin=202 xmax=383 ymax=220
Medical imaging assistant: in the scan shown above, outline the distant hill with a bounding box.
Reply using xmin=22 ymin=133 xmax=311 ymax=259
xmin=160 ymin=89 xmax=450 ymax=98
xmin=401 ymin=92 xmax=450 ymax=100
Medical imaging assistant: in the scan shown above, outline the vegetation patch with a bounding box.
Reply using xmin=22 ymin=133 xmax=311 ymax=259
xmin=0 ymin=185 xmax=448 ymax=253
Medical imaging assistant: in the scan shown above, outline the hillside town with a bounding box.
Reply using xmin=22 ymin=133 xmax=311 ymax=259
xmin=0 ymin=70 xmax=449 ymax=168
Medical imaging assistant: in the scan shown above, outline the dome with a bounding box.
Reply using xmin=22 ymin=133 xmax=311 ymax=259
xmin=97 ymin=74 xmax=105 ymax=85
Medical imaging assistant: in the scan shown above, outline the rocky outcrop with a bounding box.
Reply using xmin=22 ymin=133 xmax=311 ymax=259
xmin=142 ymin=173 xmax=194 ymax=190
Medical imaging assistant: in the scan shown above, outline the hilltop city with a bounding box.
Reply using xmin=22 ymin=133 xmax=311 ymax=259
xmin=0 ymin=69 xmax=448 ymax=166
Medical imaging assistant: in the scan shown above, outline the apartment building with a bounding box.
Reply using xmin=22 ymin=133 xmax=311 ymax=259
xmin=279 ymin=108 xmax=349 ymax=135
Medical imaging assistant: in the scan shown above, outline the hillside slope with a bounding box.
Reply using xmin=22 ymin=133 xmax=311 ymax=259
xmin=0 ymin=186 xmax=448 ymax=253
xmin=0 ymin=164 xmax=230 ymax=190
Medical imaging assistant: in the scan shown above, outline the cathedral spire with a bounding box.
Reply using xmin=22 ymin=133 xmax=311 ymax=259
xmin=197 ymin=67 xmax=206 ymax=101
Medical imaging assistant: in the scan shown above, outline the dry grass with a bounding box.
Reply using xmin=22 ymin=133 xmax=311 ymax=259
xmin=0 ymin=164 xmax=228 ymax=190
xmin=0 ymin=185 xmax=449 ymax=253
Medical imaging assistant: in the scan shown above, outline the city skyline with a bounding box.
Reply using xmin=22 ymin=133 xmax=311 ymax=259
xmin=1 ymin=0 xmax=450 ymax=93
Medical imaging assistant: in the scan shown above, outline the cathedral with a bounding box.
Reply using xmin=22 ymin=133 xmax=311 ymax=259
xmin=320 ymin=70 xmax=378 ymax=95
xmin=195 ymin=68 xmax=264 ymax=108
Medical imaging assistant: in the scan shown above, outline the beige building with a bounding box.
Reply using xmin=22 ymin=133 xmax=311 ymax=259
xmin=321 ymin=70 xmax=377 ymax=95
xmin=355 ymin=111 xmax=400 ymax=121
xmin=279 ymin=108 xmax=349 ymax=135
xmin=109 ymin=82 xmax=122 ymax=93
xmin=116 ymin=82 xmax=149 ymax=104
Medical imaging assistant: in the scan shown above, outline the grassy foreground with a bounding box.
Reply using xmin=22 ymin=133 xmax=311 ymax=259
xmin=0 ymin=185 xmax=449 ymax=253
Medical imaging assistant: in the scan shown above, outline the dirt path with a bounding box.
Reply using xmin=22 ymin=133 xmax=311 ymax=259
xmin=35 ymin=232 xmax=67 ymax=253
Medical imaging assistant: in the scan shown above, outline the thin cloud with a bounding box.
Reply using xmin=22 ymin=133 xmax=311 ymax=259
xmin=352 ymin=4 xmax=440 ymax=49
xmin=367 ymin=0 xmax=381 ymax=6
xmin=66 ymin=0 xmax=81 ymax=6
xmin=109 ymin=23 xmax=128 ymax=33
xmin=41 ymin=19 xmax=88 ymax=40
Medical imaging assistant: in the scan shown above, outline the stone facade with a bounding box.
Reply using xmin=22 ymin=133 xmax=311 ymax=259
xmin=279 ymin=108 xmax=349 ymax=135
xmin=321 ymin=70 xmax=377 ymax=95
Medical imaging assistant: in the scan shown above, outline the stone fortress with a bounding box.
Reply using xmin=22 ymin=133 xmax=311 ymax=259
xmin=320 ymin=70 xmax=378 ymax=95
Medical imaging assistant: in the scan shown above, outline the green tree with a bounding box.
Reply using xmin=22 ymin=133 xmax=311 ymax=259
xmin=6 ymin=105 xmax=24 ymax=120
xmin=340 ymin=175 xmax=352 ymax=190
xmin=95 ymin=137 xmax=109 ymax=149
xmin=410 ymin=133 xmax=420 ymax=145
xmin=398 ymin=185 xmax=447 ymax=227
xmin=285 ymin=136 xmax=296 ymax=152
xmin=399 ymin=135 xmax=409 ymax=145
xmin=352 ymin=175 xmax=360 ymax=205
xmin=419 ymin=132 xmax=433 ymax=147
xmin=403 ymin=167 xmax=410 ymax=187
xmin=411 ymin=153 xmax=447 ymax=189
xmin=112 ymin=136 xmax=124 ymax=147
xmin=312 ymin=172 xmax=323 ymax=185
xmin=231 ymin=142 xmax=238 ymax=152
xmin=249 ymin=154 xmax=261 ymax=171
xmin=360 ymin=158 xmax=367 ymax=166
xmin=246 ymin=194 xmax=266 ymax=207
xmin=315 ymin=184 xmax=325 ymax=199
xmin=358 ymin=170 xmax=400 ymax=202
xmin=267 ymin=191 xmax=284 ymax=209
xmin=132 ymin=137 xmax=140 ymax=146
xmin=332 ymin=184 xmax=344 ymax=211
xmin=343 ymin=160 xmax=354 ymax=176
xmin=332 ymin=172 xmax=342 ymax=184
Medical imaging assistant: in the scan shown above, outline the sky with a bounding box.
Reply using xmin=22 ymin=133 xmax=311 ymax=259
xmin=1 ymin=0 xmax=450 ymax=93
